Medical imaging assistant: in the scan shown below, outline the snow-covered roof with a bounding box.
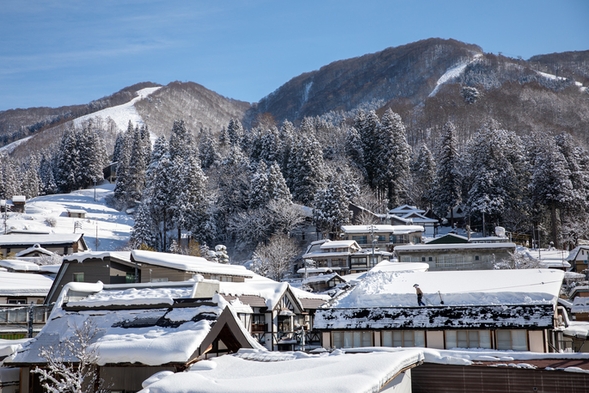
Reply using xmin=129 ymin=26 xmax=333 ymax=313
xmin=0 ymin=259 xmax=41 ymax=272
xmin=341 ymin=224 xmax=424 ymax=234
xmin=63 ymin=250 xmax=131 ymax=263
xmin=7 ymin=281 xmax=263 ymax=367
xmin=12 ymin=196 xmax=26 ymax=203
xmin=320 ymin=240 xmax=358 ymax=249
xmin=328 ymin=269 xmax=564 ymax=309
xmin=302 ymin=273 xmax=343 ymax=285
xmin=370 ymin=260 xmax=429 ymax=273
xmin=131 ymin=250 xmax=253 ymax=279
xmin=138 ymin=348 xmax=424 ymax=393
xmin=395 ymin=242 xmax=516 ymax=252
xmin=0 ymin=233 xmax=84 ymax=246
xmin=571 ymin=297 xmax=589 ymax=314
xmin=14 ymin=243 xmax=56 ymax=257
xmin=0 ymin=271 xmax=54 ymax=297
xmin=389 ymin=204 xmax=424 ymax=214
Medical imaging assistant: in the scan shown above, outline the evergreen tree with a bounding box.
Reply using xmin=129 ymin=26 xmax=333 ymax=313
xmin=249 ymin=161 xmax=270 ymax=209
xmin=432 ymin=122 xmax=462 ymax=226
xmin=54 ymin=128 xmax=81 ymax=193
xmin=463 ymin=124 xmax=521 ymax=234
xmin=313 ymin=176 xmax=352 ymax=236
xmin=286 ymin=133 xmax=325 ymax=206
xmin=39 ymin=153 xmax=58 ymax=195
xmin=258 ymin=127 xmax=283 ymax=165
xmin=345 ymin=126 xmax=366 ymax=177
xmin=267 ymin=162 xmax=291 ymax=203
xmin=410 ymin=144 xmax=436 ymax=209
xmin=226 ymin=118 xmax=244 ymax=147
xmin=355 ymin=110 xmax=380 ymax=185
xmin=373 ymin=109 xmax=411 ymax=208
xmin=530 ymin=134 xmax=575 ymax=247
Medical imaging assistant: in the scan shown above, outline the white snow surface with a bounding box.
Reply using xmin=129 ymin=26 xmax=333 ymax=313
xmin=6 ymin=183 xmax=134 ymax=252
xmin=330 ymin=268 xmax=564 ymax=308
xmin=0 ymin=270 xmax=53 ymax=296
xmin=73 ymin=87 xmax=161 ymax=132
xmin=138 ymin=348 xmax=424 ymax=393
xmin=131 ymin=250 xmax=254 ymax=279
xmin=429 ymin=54 xmax=482 ymax=97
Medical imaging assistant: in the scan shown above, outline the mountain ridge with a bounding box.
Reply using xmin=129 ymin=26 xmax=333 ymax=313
xmin=2 ymin=38 xmax=588 ymax=155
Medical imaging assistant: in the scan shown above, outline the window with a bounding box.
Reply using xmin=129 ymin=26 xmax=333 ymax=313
xmin=381 ymin=330 xmax=425 ymax=347
xmin=445 ymin=330 xmax=491 ymax=349
xmin=7 ymin=298 xmax=26 ymax=304
xmin=475 ymin=255 xmax=480 ymax=261
xmin=73 ymin=272 xmax=84 ymax=282
xmin=352 ymin=236 xmax=367 ymax=245
xmin=351 ymin=257 xmax=367 ymax=267
xmin=332 ymin=331 xmax=373 ymax=348
xmin=496 ymin=330 xmax=528 ymax=351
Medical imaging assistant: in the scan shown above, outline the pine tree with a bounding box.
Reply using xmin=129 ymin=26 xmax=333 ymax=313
xmin=258 ymin=126 xmax=283 ymax=165
xmin=432 ymin=122 xmax=462 ymax=226
xmin=286 ymin=133 xmax=325 ymax=206
xmin=463 ymin=124 xmax=521 ymax=233
xmin=313 ymin=177 xmax=352 ymax=236
xmin=374 ymin=109 xmax=411 ymax=208
xmin=267 ymin=162 xmax=292 ymax=203
xmin=54 ymin=128 xmax=81 ymax=193
xmin=410 ymin=144 xmax=436 ymax=209
xmin=530 ymin=134 xmax=575 ymax=247
xmin=249 ymin=161 xmax=270 ymax=209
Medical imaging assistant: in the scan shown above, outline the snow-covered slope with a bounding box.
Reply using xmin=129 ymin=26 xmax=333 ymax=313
xmin=4 ymin=183 xmax=133 ymax=251
xmin=429 ymin=54 xmax=482 ymax=97
xmin=73 ymin=86 xmax=161 ymax=131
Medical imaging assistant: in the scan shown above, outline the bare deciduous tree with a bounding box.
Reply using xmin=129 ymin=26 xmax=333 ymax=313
xmin=251 ymin=234 xmax=299 ymax=281
xmin=33 ymin=321 xmax=108 ymax=393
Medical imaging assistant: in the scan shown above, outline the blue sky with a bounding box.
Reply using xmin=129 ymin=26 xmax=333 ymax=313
xmin=1 ymin=0 xmax=588 ymax=111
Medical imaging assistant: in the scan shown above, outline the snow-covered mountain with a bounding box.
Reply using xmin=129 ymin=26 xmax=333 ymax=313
xmin=2 ymin=37 xmax=588 ymax=155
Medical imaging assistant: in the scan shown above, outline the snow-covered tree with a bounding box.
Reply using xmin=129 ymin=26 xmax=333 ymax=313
xmin=313 ymin=176 xmax=352 ymax=236
xmin=432 ymin=122 xmax=462 ymax=226
xmin=249 ymin=161 xmax=270 ymax=209
xmin=54 ymin=128 xmax=81 ymax=193
xmin=286 ymin=132 xmax=325 ymax=206
xmin=409 ymin=144 xmax=436 ymax=209
xmin=373 ymin=109 xmax=411 ymax=208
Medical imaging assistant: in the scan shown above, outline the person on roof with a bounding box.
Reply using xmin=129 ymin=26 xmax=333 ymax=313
xmin=414 ymin=284 xmax=425 ymax=306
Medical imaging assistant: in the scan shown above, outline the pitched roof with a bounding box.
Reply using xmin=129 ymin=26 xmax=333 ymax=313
xmin=7 ymin=282 xmax=263 ymax=367
xmin=131 ymin=250 xmax=253 ymax=279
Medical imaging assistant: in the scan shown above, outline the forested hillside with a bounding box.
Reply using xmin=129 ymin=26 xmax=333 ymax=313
xmin=0 ymin=38 xmax=588 ymax=265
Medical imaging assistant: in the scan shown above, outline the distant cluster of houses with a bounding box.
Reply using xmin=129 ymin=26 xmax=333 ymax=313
xmin=1 ymin=203 xmax=589 ymax=392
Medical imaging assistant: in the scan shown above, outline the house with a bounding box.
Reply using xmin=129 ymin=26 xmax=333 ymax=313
xmin=302 ymin=273 xmax=347 ymax=293
xmin=66 ymin=208 xmax=87 ymax=218
xmin=5 ymin=280 xmax=264 ymax=393
xmin=13 ymin=244 xmax=58 ymax=260
xmin=314 ymin=269 xmax=566 ymax=353
xmin=301 ymin=239 xmax=393 ymax=275
xmin=0 ymin=270 xmax=54 ymax=339
xmin=214 ymin=275 xmax=330 ymax=351
xmin=10 ymin=196 xmax=25 ymax=214
xmin=138 ymin=348 xmax=424 ymax=393
xmin=0 ymin=233 xmax=88 ymax=258
xmin=45 ymin=250 xmax=255 ymax=304
xmin=394 ymin=240 xmax=516 ymax=271
xmin=387 ymin=205 xmax=440 ymax=237
xmin=566 ymin=245 xmax=589 ymax=274
xmin=341 ymin=224 xmax=424 ymax=253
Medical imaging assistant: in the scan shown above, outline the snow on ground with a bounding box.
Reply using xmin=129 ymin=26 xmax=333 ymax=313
xmin=4 ymin=182 xmax=133 ymax=252
xmin=73 ymin=86 xmax=161 ymax=132
xmin=428 ymin=54 xmax=482 ymax=97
